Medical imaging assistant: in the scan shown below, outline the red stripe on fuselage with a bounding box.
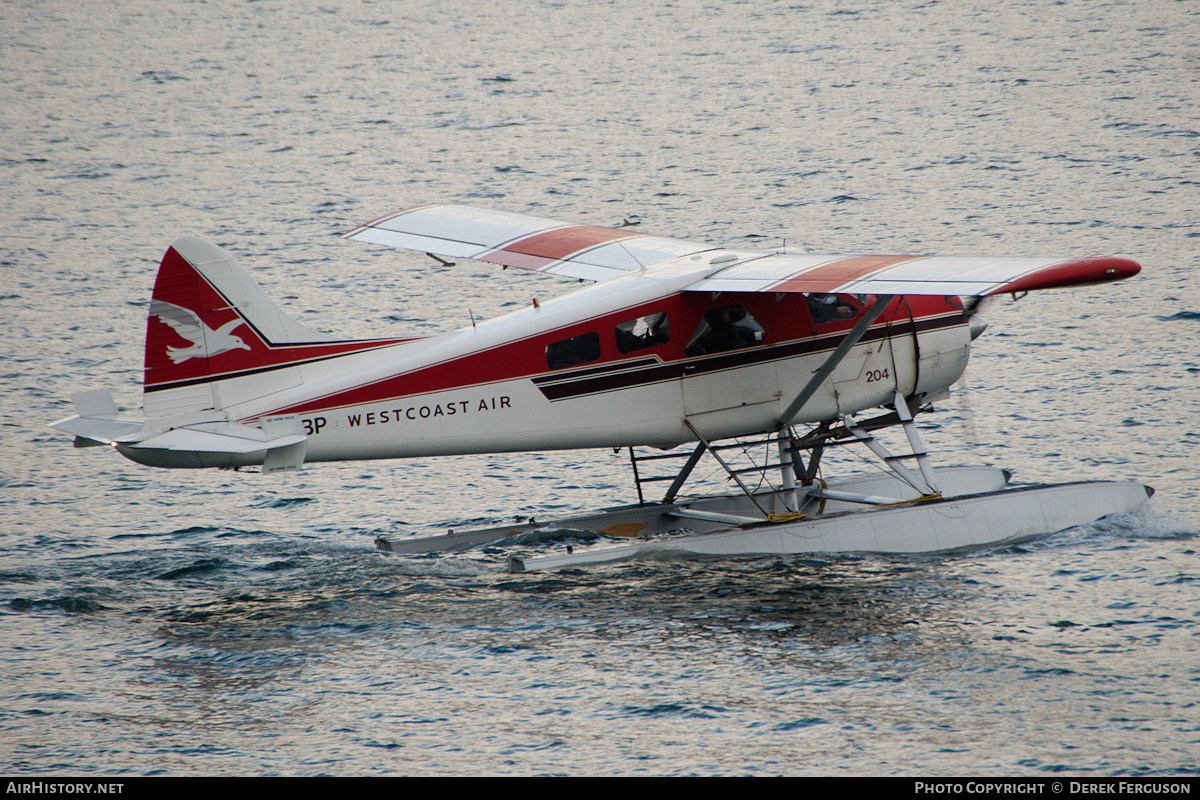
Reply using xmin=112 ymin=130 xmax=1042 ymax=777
xmin=773 ymin=255 xmax=922 ymax=294
xmin=260 ymin=292 xmax=964 ymax=420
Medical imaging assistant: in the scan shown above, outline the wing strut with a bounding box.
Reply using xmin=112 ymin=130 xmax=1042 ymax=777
xmin=777 ymin=294 xmax=896 ymax=428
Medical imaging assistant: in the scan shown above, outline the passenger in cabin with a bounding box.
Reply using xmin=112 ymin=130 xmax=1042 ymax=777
xmin=685 ymin=305 xmax=764 ymax=357
xmin=615 ymin=312 xmax=670 ymax=354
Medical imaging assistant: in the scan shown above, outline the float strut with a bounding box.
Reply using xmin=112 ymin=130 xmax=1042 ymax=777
xmin=894 ymin=391 xmax=940 ymax=495
xmin=683 ymin=420 xmax=771 ymax=518
xmin=778 ymin=430 xmax=798 ymax=512
xmin=661 ymin=441 xmax=707 ymax=504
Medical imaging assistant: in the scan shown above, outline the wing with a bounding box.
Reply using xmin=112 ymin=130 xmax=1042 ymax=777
xmin=343 ymin=204 xmax=715 ymax=282
xmin=345 ymin=204 xmax=1140 ymax=295
xmin=688 ymin=253 xmax=1141 ymax=296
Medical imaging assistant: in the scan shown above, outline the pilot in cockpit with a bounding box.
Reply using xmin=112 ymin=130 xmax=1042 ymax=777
xmin=806 ymin=293 xmax=857 ymax=325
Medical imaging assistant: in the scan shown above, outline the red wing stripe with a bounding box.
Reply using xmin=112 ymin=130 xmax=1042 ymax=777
xmin=487 ymin=225 xmax=646 ymax=271
xmin=771 ymin=255 xmax=924 ymax=294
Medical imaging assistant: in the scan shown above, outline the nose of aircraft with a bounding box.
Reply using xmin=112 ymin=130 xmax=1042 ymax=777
xmin=968 ymin=314 xmax=988 ymax=340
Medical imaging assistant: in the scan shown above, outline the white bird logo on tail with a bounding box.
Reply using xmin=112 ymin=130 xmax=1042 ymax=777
xmin=150 ymin=300 xmax=252 ymax=364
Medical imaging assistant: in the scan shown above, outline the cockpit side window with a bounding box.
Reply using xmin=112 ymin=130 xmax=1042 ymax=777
xmin=805 ymin=294 xmax=860 ymax=325
xmin=546 ymin=331 xmax=601 ymax=370
xmin=615 ymin=312 xmax=670 ymax=354
xmin=685 ymin=305 xmax=765 ymax=357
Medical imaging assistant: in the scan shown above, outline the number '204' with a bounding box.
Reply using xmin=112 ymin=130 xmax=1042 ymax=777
xmin=866 ymin=368 xmax=890 ymax=383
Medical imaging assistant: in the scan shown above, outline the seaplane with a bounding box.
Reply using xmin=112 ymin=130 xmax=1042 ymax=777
xmin=50 ymin=204 xmax=1152 ymax=572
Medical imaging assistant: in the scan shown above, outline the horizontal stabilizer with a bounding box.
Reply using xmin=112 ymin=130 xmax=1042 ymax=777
xmin=128 ymin=422 xmax=304 ymax=455
xmin=115 ymin=416 xmax=308 ymax=471
xmin=50 ymin=416 xmax=145 ymax=447
xmin=48 ymin=390 xmax=144 ymax=446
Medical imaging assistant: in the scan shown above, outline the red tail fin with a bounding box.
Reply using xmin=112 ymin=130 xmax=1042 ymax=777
xmin=143 ymin=237 xmax=406 ymax=416
xmin=145 ymin=241 xmax=264 ymax=391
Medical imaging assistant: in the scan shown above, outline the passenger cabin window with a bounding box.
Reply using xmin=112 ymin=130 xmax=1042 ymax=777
xmin=615 ymin=312 xmax=670 ymax=354
xmin=685 ymin=305 xmax=765 ymax=357
xmin=806 ymin=293 xmax=859 ymax=325
xmin=546 ymin=331 xmax=601 ymax=370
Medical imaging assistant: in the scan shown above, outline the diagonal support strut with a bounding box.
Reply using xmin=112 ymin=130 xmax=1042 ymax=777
xmin=777 ymin=294 xmax=896 ymax=428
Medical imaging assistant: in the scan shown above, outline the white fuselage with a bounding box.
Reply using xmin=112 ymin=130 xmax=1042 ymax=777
xmin=134 ymin=270 xmax=971 ymax=468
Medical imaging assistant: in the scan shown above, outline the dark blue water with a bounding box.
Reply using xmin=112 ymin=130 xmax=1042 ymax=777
xmin=2 ymin=0 xmax=1198 ymax=777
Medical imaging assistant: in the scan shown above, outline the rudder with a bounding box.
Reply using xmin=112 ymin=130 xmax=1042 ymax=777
xmin=142 ymin=237 xmax=408 ymax=420
xmin=143 ymin=237 xmax=335 ymax=416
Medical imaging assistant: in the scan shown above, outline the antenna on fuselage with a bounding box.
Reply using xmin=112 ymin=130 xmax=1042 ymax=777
xmin=610 ymin=217 xmax=648 ymax=273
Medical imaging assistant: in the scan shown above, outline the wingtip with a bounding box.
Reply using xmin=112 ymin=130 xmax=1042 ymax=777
xmin=1106 ymin=256 xmax=1142 ymax=281
xmin=987 ymin=256 xmax=1142 ymax=295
